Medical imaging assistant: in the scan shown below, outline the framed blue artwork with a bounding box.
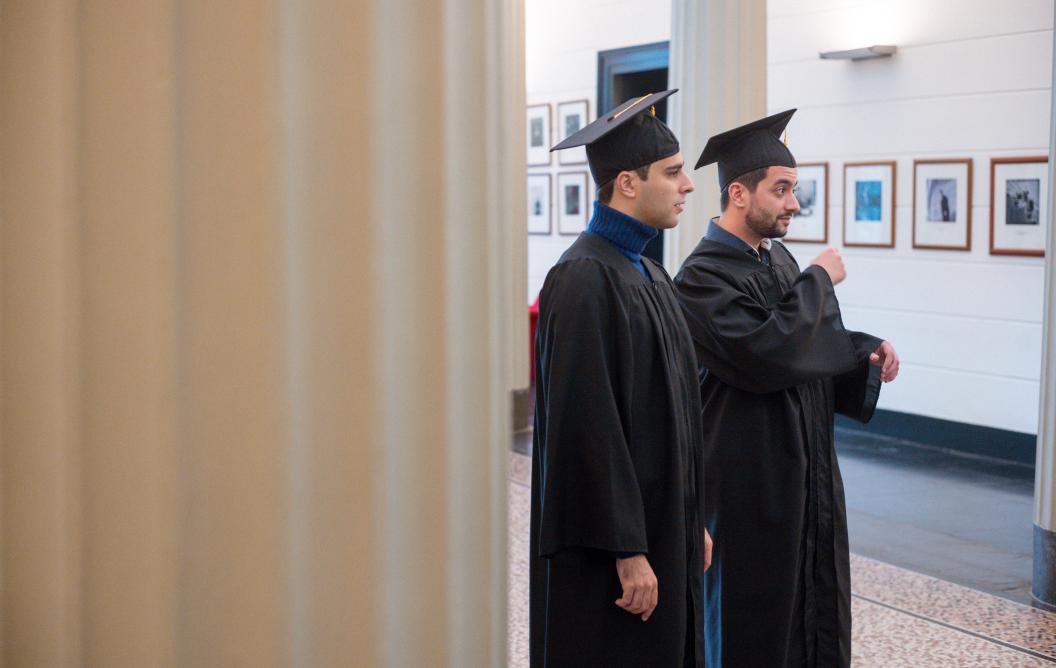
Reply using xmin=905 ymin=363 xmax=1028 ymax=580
xmin=844 ymin=161 xmax=896 ymax=248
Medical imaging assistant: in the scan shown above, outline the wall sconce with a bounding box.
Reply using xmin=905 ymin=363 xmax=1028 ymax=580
xmin=819 ymin=45 xmax=897 ymax=61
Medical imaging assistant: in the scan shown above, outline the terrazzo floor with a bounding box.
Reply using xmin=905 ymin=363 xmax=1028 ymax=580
xmin=507 ymin=450 xmax=1056 ymax=667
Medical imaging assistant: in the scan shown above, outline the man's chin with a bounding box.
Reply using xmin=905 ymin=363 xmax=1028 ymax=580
xmin=771 ymin=220 xmax=791 ymax=238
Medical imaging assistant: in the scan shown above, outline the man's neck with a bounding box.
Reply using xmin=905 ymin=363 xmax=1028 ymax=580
xmin=608 ymin=198 xmax=659 ymax=230
xmin=715 ymin=212 xmax=763 ymax=250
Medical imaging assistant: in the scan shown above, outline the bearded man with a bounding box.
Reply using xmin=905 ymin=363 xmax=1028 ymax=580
xmin=673 ymin=109 xmax=899 ymax=668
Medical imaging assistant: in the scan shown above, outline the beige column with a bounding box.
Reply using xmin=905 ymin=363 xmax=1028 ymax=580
xmin=0 ymin=0 xmax=524 ymax=665
xmin=666 ymin=0 xmax=768 ymax=270
xmin=77 ymin=1 xmax=181 ymax=665
xmin=0 ymin=2 xmax=83 ymax=665
xmin=1032 ymin=22 xmax=1056 ymax=611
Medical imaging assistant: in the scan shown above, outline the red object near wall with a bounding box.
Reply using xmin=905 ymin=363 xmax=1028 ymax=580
xmin=529 ymin=297 xmax=540 ymax=383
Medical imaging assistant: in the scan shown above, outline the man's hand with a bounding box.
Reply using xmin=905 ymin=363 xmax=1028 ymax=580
xmin=810 ymin=247 xmax=846 ymax=285
xmin=615 ymin=555 xmax=658 ymax=621
xmin=704 ymin=530 xmax=713 ymax=572
xmin=869 ymin=340 xmax=900 ymax=382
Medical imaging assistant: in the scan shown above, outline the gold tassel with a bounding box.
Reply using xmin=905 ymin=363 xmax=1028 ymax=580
xmin=609 ymin=94 xmax=651 ymax=122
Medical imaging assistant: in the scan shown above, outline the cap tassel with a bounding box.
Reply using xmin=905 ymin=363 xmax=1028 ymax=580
xmin=783 ymin=129 xmax=789 ymax=146
xmin=609 ymin=94 xmax=651 ymax=122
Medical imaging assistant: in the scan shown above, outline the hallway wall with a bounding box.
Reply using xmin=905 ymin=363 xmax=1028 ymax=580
xmin=769 ymin=0 xmax=1054 ymax=436
xmin=525 ymin=0 xmax=672 ymax=300
xmin=526 ymin=0 xmax=1054 ymax=440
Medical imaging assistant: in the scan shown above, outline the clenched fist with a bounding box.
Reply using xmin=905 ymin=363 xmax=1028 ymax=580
xmin=615 ymin=554 xmax=659 ymax=621
xmin=811 ymin=247 xmax=846 ymax=285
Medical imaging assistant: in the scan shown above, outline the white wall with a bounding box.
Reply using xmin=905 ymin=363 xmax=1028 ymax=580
xmin=526 ymin=0 xmax=1053 ymax=436
xmin=769 ymin=0 xmax=1053 ymax=435
xmin=526 ymin=0 xmax=672 ymax=300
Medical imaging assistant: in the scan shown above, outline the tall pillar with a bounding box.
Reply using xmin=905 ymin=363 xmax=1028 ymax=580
xmin=1032 ymin=23 xmax=1056 ymax=612
xmin=666 ymin=0 xmax=768 ymax=271
xmin=0 ymin=0 xmax=524 ymax=665
xmin=0 ymin=2 xmax=83 ymax=665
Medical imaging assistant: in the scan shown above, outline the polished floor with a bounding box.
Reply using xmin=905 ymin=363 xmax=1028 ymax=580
xmin=508 ymin=432 xmax=1056 ymax=667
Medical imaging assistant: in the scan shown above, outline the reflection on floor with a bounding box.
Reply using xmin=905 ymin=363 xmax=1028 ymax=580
xmin=507 ymin=447 xmax=1056 ymax=667
xmin=837 ymin=428 xmax=1035 ymax=605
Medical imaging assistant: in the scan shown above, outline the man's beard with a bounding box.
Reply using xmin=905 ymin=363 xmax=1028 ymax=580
xmin=745 ymin=203 xmax=788 ymax=238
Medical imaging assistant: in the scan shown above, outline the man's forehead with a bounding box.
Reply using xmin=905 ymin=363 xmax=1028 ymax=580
xmin=768 ymin=166 xmax=798 ymax=182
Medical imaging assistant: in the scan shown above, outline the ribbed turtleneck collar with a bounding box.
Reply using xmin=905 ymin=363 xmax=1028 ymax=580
xmin=586 ymin=201 xmax=658 ymax=259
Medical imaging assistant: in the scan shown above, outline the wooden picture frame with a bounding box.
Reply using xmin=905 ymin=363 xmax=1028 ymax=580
xmin=556 ymin=100 xmax=590 ymax=165
xmin=557 ymin=172 xmax=589 ymax=236
xmin=526 ymin=104 xmax=552 ymax=167
xmin=843 ymin=161 xmax=896 ymax=248
xmin=990 ymin=156 xmax=1048 ymax=256
xmin=527 ymin=174 xmax=552 ymax=235
xmin=785 ymin=162 xmax=828 ymax=243
xmin=912 ymin=158 xmax=972 ymax=251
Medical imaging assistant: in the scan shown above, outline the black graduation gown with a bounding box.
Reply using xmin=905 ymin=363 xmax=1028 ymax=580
xmin=672 ymin=238 xmax=882 ymax=668
xmin=530 ymin=232 xmax=707 ymax=668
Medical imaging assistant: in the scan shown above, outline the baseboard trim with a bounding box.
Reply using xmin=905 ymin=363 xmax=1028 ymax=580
xmin=511 ymin=386 xmax=532 ymax=433
xmin=1035 ymin=525 xmax=1056 ymax=610
xmin=835 ymin=408 xmax=1036 ymax=467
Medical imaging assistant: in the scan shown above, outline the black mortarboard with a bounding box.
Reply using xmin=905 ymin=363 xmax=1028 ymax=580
xmin=551 ymin=90 xmax=680 ymax=186
xmin=695 ymin=109 xmax=797 ymax=189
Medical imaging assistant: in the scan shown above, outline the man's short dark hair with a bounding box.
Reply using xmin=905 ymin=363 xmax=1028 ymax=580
xmin=720 ymin=167 xmax=770 ymax=211
xmin=598 ymin=164 xmax=651 ymax=205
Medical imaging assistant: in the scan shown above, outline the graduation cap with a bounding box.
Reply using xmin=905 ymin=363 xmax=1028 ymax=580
xmin=551 ymin=90 xmax=680 ymax=187
xmin=695 ymin=109 xmax=797 ymax=189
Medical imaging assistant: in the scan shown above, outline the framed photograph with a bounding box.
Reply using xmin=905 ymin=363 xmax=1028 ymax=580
xmin=527 ymin=174 xmax=552 ymax=235
xmin=785 ymin=162 xmax=828 ymax=243
xmin=557 ymin=172 xmax=589 ymax=236
xmin=990 ymin=156 xmax=1048 ymax=256
xmin=843 ymin=161 xmax=896 ymax=248
xmin=913 ymin=159 xmax=972 ymax=251
xmin=526 ymin=104 xmax=552 ymax=167
xmin=556 ymin=100 xmax=590 ymax=165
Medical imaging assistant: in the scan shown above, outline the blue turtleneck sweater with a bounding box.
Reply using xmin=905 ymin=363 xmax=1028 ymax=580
xmin=585 ymin=201 xmax=658 ymax=278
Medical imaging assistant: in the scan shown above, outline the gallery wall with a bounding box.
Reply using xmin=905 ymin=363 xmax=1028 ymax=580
xmin=525 ymin=0 xmax=671 ymax=300
xmin=769 ymin=0 xmax=1053 ymax=435
xmin=525 ymin=0 xmax=1054 ymax=437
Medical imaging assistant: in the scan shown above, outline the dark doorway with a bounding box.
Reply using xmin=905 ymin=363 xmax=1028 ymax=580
xmin=597 ymin=42 xmax=670 ymax=265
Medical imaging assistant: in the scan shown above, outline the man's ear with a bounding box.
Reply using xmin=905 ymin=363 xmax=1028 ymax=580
xmin=614 ymin=171 xmax=637 ymax=200
xmin=728 ymin=182 xmax=747 ymax=209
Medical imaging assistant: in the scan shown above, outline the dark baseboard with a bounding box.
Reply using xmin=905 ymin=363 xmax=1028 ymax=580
xmin=511 ymin=387 xmax=532 ymax=433
xmin=1035 ymin=525 xmax=1056 ymax=610
xmin=835 ymin=408 xmax=1037 ymax=467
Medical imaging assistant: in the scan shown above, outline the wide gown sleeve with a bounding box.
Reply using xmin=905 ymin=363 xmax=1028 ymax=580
xmin=674 ymin=263 xmax=867 ymax=394
xmin=535 ymin=260 xmax=648 ymax=558
xmin=833 ymin=331 xmax=884 ymax=423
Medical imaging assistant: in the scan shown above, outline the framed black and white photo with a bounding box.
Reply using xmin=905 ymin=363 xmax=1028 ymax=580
xmin=913 ymin=159 xmax=972 ymax=251
xmin=785 ymin=162 xmax=828 ymax=243
xmin=527 ymin=174 xmax=552 ymax=235
xmin=990 ymin=156 xmax=1047 ymax=256
xmin=843 ymin=161 xmax=896 ymax=248
xmin=556 ymin=100 xmax=590 ymax=165
xmin=526 ymin=104 xmax=551 ymax=167
xmin=557 ymin=172 xmax=589 ymax=235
